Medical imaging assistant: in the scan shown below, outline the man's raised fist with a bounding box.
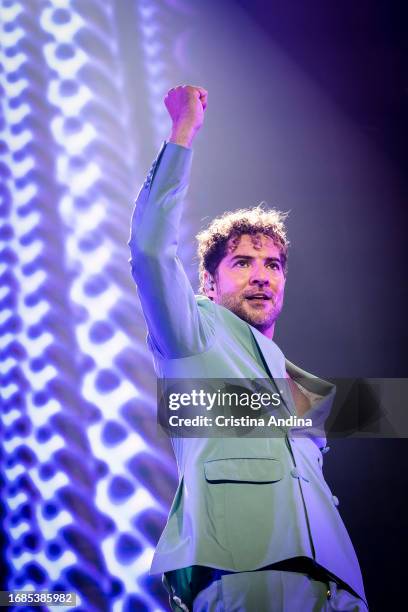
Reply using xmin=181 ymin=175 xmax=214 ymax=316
xmin=165 ymin=85 xmax=208 ymax=147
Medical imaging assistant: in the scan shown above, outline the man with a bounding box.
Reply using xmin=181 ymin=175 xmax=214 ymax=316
xmin=128 ymin=85 xmax=368 ymax=611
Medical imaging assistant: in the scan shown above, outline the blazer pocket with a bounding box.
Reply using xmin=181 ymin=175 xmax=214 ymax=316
xmin=204 ymin=457 xmax=283 ymax=484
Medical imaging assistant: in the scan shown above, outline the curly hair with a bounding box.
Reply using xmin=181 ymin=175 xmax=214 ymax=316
xmin=196 ymin=204 xmax=290 ymax=294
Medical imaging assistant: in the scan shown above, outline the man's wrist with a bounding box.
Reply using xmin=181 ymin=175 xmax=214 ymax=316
xmin=168 ymin=123 xmax=198 ymax=148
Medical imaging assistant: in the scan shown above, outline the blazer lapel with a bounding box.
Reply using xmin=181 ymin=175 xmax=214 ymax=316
xmin=248 ymin=325 xmax=296 ymax=416
xmin=248 ymin=326 xmax=336 ymax=435
xmin=285 ymin=359 xmax=337 ymax=443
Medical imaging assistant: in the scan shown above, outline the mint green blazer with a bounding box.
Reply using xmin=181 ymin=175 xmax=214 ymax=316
xmin=128 ymin=143 xmax=367 ymax=607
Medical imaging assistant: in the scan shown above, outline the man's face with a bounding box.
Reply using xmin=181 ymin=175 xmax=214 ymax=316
xmin=205 ymin=234 xmax=286 ymax=339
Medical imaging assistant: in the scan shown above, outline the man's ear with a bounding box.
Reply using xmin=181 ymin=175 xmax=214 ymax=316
xmin=203 ymin=270 xmax=216 ymax=300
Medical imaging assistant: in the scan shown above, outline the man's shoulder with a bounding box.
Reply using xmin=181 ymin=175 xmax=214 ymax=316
xmin=195 ymin=295 xmax=256 ymax=343
xmin=194 ymin=294 xmax=218 ymax=325
xmin=195 ymin=294 xmax=213 ymax=309
xmin=194 ymin=295 xmax=239 ymax=324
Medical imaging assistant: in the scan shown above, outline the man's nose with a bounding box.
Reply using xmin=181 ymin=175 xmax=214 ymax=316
xmin=249 ymin=265 xmax=270 ymax=286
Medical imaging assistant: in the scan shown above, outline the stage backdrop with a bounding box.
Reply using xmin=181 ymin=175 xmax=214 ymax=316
xmin=1 ymin=1 xmax=406 ymax=611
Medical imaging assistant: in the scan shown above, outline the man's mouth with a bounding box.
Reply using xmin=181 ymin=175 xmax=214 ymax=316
xmin=245 ymin=293 xmax=272 ymax=301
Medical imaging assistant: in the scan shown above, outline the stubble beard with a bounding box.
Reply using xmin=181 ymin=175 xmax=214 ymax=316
xmin=218 ymin=293 xmax=282 ymax=332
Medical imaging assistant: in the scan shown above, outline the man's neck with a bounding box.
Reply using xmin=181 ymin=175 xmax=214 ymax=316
xmin=254 ymin=323 xmax=275 ymax=340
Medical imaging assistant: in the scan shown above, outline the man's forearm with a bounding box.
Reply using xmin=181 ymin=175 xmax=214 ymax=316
xmin=128 ymin=143 xmax=192 ymax=257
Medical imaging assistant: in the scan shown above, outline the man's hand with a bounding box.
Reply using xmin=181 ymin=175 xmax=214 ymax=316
xmin=165 ymin=85 xmax=208 ymax=148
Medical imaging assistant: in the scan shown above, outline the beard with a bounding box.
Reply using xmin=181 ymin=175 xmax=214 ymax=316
xmin=218 ymin=292 xmax=282 ymax=332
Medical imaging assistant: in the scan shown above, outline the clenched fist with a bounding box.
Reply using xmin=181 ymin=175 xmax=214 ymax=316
xmin=165 ymin=85 xmax=208 ymax=148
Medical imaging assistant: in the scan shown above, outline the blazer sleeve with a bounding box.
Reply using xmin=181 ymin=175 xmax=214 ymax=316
xmin=128 ymin=142 xmax=215 ymax=359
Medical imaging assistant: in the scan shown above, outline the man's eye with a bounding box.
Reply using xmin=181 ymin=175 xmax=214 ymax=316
xmin=267 ymin=262 xmax=280 ymax=270
xmin=235 ymin=260 xmax=249 ymax=267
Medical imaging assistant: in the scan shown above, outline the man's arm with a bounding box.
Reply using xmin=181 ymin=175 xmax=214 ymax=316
xmin=128 ymin=85 xmax=213 ymax=359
